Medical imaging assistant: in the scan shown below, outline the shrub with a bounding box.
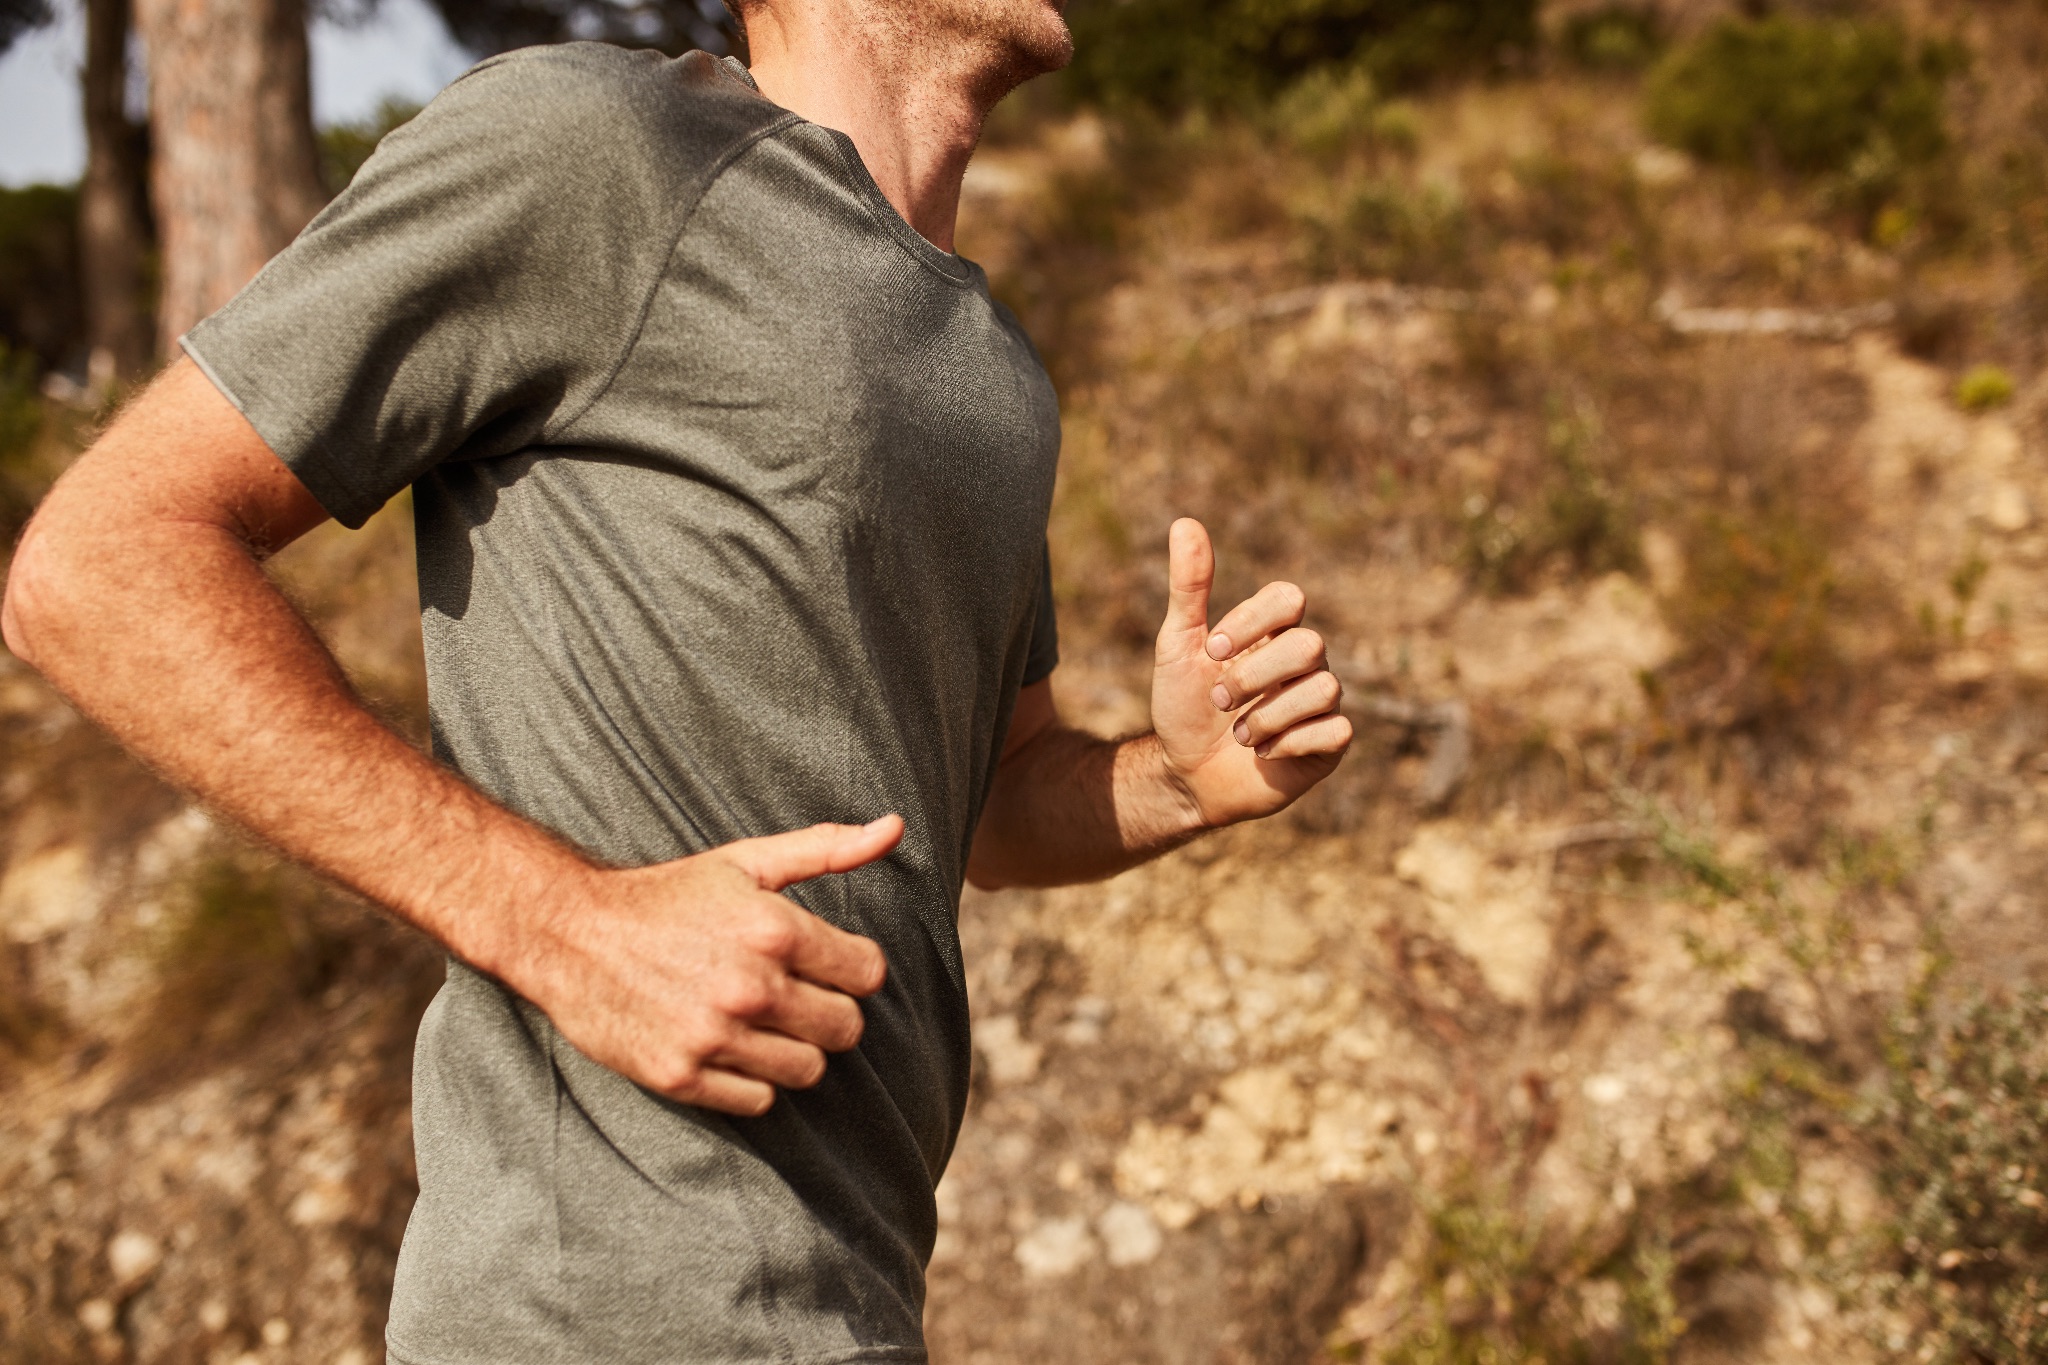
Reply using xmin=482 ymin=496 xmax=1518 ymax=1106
xmin=1955 ymin=364 xmax=2016 ymax=412
xmin=1559 ymin=4 xmax=1663 ymax=73
xmin=1859 ymin=990 xmax=2048 ymax=1364
xmin=1062 ymin=0 xmax=1538 ymax=111
xmin=1643 ymin=17 xmax=1959 ymax=176
xmin=0 ymin=183 xmax=80 ymax=371
xmin=318 ymin=98 xmax=424 ymax=196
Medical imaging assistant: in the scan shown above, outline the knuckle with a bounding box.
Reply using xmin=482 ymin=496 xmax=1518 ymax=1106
xmin=715 ymin=971 xmax=777 ymax=1020
xmin=742 ymin=905 xmax=801 ymax=959
xmin=652 ymin=1055 xmax=701 ymax=1095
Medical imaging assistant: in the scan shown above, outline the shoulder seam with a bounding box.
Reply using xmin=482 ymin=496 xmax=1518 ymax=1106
xmin=542 ymin=109 xmax=803 ymax=443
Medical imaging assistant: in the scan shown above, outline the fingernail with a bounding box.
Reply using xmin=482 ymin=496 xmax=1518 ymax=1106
xmin=1254 ymin=743 xmax=1273 ymax=759
xmin=1233 ymin=720 xmax=1250 ymax=744
xmin=1206 ymin=632 xmax=1231 ymax=659
xmin=1210 ymin=683 xmax=1232 ymax=710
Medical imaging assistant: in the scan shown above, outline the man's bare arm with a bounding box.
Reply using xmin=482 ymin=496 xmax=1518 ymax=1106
xmin=968 ymin=518 xmax=1351 ymax=889
xmin=4 ymin=359 xmax=892 ymax=1116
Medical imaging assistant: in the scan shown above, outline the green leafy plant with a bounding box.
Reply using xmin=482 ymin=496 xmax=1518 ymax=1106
xmin=1860 ymin=990 xmax=2048 ymax=1364
xmin=1062 ymin=0 xmax=1538 ymax=111
xmin=319 ymin=97 xmax=424 ymax=195
xmin=1644 ymin=17 xmax=1959 ymax=176
xmin=1559 ymin=4 xmax=1663 ymax=73
xmin=1955 ymin=365 xmax=2017 ymax=412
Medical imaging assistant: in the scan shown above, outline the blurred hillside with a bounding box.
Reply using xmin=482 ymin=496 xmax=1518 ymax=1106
xmin=6 ymin=1 xmax=2048 ymax=1362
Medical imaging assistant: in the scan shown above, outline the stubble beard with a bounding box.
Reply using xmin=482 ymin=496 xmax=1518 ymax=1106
xmin=880 ymin=0 xmax=1075 ymax=107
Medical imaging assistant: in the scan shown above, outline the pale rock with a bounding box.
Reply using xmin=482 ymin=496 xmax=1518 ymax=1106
xmin=973 ymin=1015 xmax=1043 ymax=1085
xmin=107 ymin=1228 xmax=163 ymax=1286
xmin=1218 ymin=1067 xmax=1307 ymax=1137
xmin=289 ymin=1180 xmax=352 ymax=1227
xmin=1014 ymin=1215 xmax=1097 ymax=1279
xmin=78 ymin=1298 xmax=116 ymax=1333
xmin=1633 ymin=146 xmax=1694 ymax=187
xmin=1 ymin=844 xmax=101 ymax=944
xmin=1972 ymin=418 xmax=2023 ymax=470
xmin=1640 ymin=525 xmax=1685 ymax=596
xmin=1935 ymin=650 xmax=1995 ymax=690
xmin=261 ymin=1318 xmax=291 ymax=1346
xmin=1447 ymin=574 xmax=1674 ymax=734
xmin=199 ymin=1300 xmax=230 ymax=1333
xmin=1583 ymin=1073 xmax=1628 ymax=1105
xmin=1202 ymin=883 xmax=1319 ymax=968
xmin=1985 ymin=482 xmax=2033 ymax=533
xmin=1394 ymin=823 xmax=1555 ymax=1007
xmin=1097 ymin=1200 xmax=1164 ymax=1267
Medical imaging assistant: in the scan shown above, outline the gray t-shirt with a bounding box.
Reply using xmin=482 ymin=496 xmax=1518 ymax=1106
xmin=183 ymin=43 xmax=1061 ymax=1364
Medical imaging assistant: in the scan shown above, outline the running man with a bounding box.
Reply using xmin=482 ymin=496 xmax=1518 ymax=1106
xmin=3 ymin=1 xmax=1351 ymax=1359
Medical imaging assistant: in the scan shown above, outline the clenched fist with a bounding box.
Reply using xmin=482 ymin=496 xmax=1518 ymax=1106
xmin=497 ymin=816 xmax=901 ymax=1117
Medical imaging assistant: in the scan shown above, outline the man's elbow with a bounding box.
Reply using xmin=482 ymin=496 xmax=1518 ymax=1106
xmin=4 ymin=517 xmax=76 ymax=671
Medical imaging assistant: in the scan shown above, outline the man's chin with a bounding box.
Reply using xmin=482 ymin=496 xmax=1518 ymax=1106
xmin=1013 ymin=4 xmax=1075 ymax=76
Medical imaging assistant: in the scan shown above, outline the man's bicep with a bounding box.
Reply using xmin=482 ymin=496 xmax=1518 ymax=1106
xmin=45 ymin=358 xmax=329 ymax=554
xmin=998 ymin=679 xmax=1059 ymax=764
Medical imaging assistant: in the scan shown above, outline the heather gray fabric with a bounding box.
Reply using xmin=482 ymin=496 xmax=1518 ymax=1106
xmin=182 ymin=43 xmax=1061 ymax=1364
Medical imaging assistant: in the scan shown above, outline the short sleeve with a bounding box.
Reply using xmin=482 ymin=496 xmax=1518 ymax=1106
xmin=1021 ymin=540 xmax=1060 ymax=686
xmin=182 ymin=45 xmax=785 ymax=528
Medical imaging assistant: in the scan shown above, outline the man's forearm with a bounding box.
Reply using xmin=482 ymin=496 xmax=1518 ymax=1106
xmin=3 ymin=426 xmax=584 ymax=981
xmin=967 ymin=723 xmax=1205 ymax=889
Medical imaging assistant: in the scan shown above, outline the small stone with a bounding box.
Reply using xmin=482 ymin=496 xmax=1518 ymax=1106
xmin=1014 ymin=1216 xmax=1097 ymax=1280
xmin=1935 ymin=651 xmax=1995 ymax=690
xmin=78 ymin=1299 xmax=115 ymax=1333
xmin=107 ymin=1229 xmax=163 ymax=1286
xmin=261 ymin=1318 xmax=291 ymax=1347
xmin=1583 ymin=1074 xmax=1628 ymax=1105
xmin=1986 ymin=483 xmax=2033 ymax=532
xmin=199 ymin=1300 xmax=230 ymax=1333
xmin=1097 ymin=1201 xmax=1163 ymax=1267
xmin=973 ymin=1015 xmax=1042 ymax=1086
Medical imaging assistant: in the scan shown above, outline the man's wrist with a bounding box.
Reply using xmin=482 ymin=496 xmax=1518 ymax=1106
xmin=1113 ymin=732 xmax=1212 ymax=852
xmin=431 ymin=827 xmax=603 ymax=989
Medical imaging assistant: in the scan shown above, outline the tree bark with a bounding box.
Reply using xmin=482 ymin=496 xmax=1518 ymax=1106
xmin=135 ymin=0 xmax=327 ymax=356
xmin=79 ymin=0 xmax=153 ymax=380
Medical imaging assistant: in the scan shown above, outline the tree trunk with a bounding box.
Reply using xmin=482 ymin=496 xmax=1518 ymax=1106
xmin=78 ymin=0 xmax=153 ymax=380
xmin=135 ymin=0 xmax=327 ymax=356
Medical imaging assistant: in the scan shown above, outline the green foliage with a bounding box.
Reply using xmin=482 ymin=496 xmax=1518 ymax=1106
xmin=1644 ymin=17 xmax=1959 ymax=176
xmin=1460 ymin=399 xmax=1640 ymax=594
xmin=0 ymin=183 xmax=80 ymax=370
xmin=0 ymin=343 xmax=40 ymax=467
xmin=1375 ymin=1172 xmax=1687 ymax=1365
xmin=1559 ymin=5 xmax=1663 ymax=73
xmin=145 ymin=855 xmax=343 ymax=1059
xmin=1301 ymin=176 xmax=1471 ymax=282
xmin=1955 ymin=364 xmax=2017 ymax=412
xmin=1063 ymin=0 xmax=1538 ymax=111
xmin=1860 ymin=990 xmax=2048 ymax=1363
xmin=319 ymin=98 xmax=424 ymax=196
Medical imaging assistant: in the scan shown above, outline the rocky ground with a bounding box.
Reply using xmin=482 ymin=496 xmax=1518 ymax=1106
xmin=6 ymin=19 xmax=2048 ymax=1362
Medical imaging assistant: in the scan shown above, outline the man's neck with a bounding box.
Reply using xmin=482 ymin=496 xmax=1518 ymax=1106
xmin=744 ymin=3 xmax=1039 ymax=254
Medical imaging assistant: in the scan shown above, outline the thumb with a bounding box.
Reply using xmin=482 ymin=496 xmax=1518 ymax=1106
xmin=724 ymin=814 xmax=904 ymax=892
xmin=1161 ymin=517 xmax=1215 ymax=644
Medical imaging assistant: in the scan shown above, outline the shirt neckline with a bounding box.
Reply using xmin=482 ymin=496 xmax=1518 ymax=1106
xmin=719 ymin=58 xmax=976 ymax=287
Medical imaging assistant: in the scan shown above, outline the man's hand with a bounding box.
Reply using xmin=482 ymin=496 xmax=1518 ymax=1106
xmin=967 ymin=518 xmax=1350 ymax=890
xmin=502 ymin=816 xmax=900 ymax=1118
xmin=1150 ymin=518 xmax=1351 ymax=827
